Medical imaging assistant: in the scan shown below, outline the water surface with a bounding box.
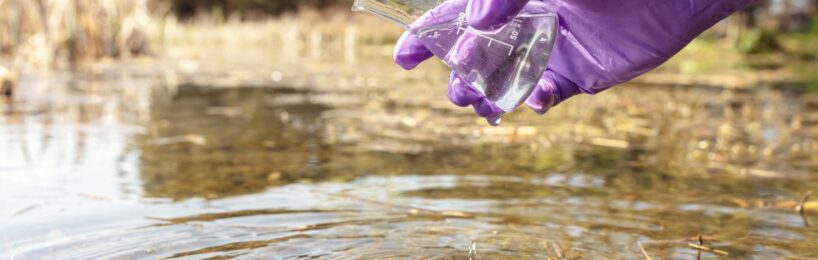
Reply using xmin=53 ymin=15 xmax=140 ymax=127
xmin=1 ymin=71 xmax=817 ymax=259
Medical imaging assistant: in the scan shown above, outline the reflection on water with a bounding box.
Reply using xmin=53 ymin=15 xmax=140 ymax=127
xmin=1 ymin=70 xmax=818 ymax=259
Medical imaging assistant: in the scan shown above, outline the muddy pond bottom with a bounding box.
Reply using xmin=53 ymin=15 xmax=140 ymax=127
xmin=1 ymin=80 xmax=818 ymax=259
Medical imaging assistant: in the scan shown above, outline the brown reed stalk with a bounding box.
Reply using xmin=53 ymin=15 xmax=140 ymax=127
xmin=0 ymin=0 xmax=150 ymax=67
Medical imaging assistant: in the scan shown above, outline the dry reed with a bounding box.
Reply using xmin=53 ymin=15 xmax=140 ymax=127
xmin=0 ymin=0 xmax=150 ymax=68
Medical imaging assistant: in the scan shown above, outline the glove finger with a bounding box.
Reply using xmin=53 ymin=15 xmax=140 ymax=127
xmin=473 ymin=98 xmax=504 ymax=126
xmin=448 ymin=72 xmax=483 ymax=107
xmin=394 ymin=32 xmax=434 ymax=70
xmin=473 ymin=97 xmax=503 ymax=119
xmin=467 ymin=0 xmax=529 ymax=30
xmin=450 ymin=72 xmax=503 ymax=126
xmin=526 ymin=70 xmax=576 ymax=115
xmin=526 ymin=80 xmax=557 ymax=115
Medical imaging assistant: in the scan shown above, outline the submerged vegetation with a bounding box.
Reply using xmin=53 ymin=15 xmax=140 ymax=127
xmin=4 ymin=73 xmax=818 ymax=258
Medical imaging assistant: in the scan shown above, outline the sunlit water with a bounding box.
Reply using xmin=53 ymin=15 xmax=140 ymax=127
xmin=2 ymin=68 xmax=818 ymax=259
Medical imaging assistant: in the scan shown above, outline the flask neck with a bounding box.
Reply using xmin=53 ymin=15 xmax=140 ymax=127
xmin=352 ymin=0 xmax=444 ymax=30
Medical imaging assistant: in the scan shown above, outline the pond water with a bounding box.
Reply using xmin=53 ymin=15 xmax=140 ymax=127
xmin=1 ymin=68 xmax=817 ymax=259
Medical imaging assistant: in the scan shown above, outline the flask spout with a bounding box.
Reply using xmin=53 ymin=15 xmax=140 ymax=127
xmin=352 ymin=0 xmax=442 ymax=30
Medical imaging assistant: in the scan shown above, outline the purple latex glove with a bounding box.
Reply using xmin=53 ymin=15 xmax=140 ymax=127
xmin=395 ymin=0 xmax=758 ymax=121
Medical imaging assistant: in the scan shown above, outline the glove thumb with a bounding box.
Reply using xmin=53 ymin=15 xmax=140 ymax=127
xmin=526 ymin=70 xmax=580 ymax=115
xmin=394 ymin=32 xmax=434 ymax=70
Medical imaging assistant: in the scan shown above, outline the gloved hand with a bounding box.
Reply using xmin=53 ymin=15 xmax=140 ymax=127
xmin=395 ymin=0 xmax=758 ymax=123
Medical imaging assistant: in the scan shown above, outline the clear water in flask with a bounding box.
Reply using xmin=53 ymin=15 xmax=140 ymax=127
xmin=353 ymin=0 xmax=557 ymax=121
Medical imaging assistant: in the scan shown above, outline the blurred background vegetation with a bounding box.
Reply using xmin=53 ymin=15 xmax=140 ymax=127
xmin=0 ymin=0 xmax=815 ymax=79
xmin=169 ymin=0 xmax=353 ymax=18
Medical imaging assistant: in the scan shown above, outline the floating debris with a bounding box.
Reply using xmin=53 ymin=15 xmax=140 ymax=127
xmin=149 ymin=135 xmax=207 ymax=146
xmin=262 ymin=140 xmax=277 ymax=148
xmin=267 ymin=172 xmax=283 ymax=183
xmin=687 ymin=243 xmax=730 ymax=256
xmin=797 ymin=191 xmax=813 ymax=227
xmin=206 ymin=106 xmax=243 ymax=117
xmin=0 ymin=65 xmax=17 ymax=99
xmin=796 ymin=191 xmax=813 ymax=214
xmin=637 ymin=241 xmax=653 ymax=260
xmin=11 ymin=204 xmax=40 ymax=217
xmin=468 ymin=241 xmax=477 ymax=260
xmin=544 ymin=241 xmax=564 ymax=259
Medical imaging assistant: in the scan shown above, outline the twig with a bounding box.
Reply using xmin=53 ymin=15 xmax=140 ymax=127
xmin=797 ymin=191 xmax=813 ymax=227
xmin=551 ymin=242 xmax=564 ymax=258
xmin=696 ymin=234 xmax=703 ymax=260
xmin=796 ymin=191 xmax=812 ymax=214
xmin=11 ymin=204 xmax=40 ymax=217
xmin=637 ymin=241 xmax=653 ymax=260
xmin=688 ymin=243 xmax=730 ymax=256
xmin=544 ymin=241 xmax=564 ymax=259
xmin=800 ymin=213 xmax=811 ymax=228
xmin=638 ymin=235 xmax=719 ymax=245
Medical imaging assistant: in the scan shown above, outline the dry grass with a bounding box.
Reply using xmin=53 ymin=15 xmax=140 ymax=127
xmin=0 ymin=0 xmax=150 ymax=68
xmin=0 ymin=0 xmax=402 ymax=69
xmin=151 ymin=8 xmax=403 ymax=60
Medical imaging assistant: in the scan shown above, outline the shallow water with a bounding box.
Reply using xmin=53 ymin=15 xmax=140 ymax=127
xmin=2 ymin=71 xmax=818 ymax=259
